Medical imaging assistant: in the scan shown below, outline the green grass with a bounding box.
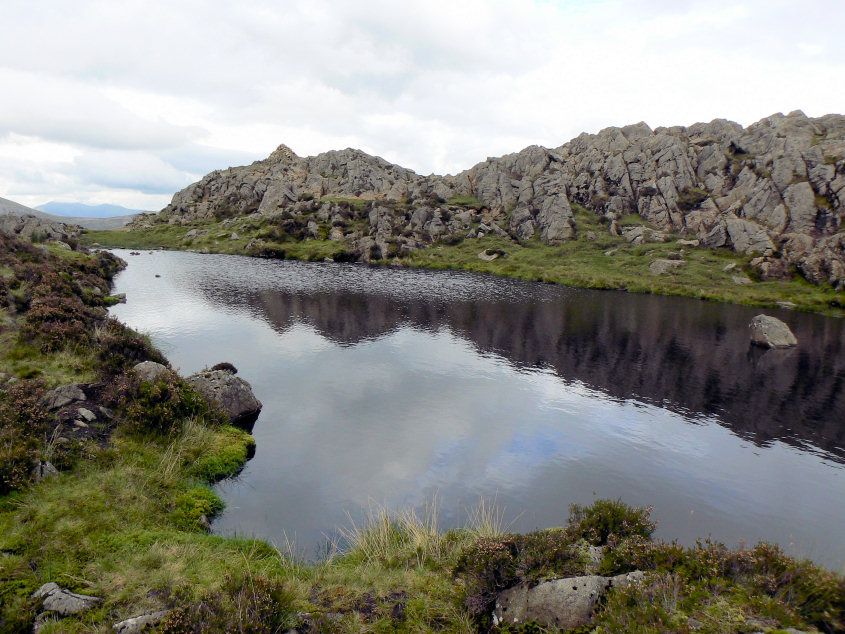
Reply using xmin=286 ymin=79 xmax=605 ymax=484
xmin=0 ymin=328 xmax=98 ymax=385
xmin=446 ymin=195 xmax=485 ymax=210
xmin=80 ymin=210 xmax=845 ymax=317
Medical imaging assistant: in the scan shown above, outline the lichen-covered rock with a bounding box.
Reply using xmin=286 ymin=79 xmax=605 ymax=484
xmin=649 ymin=259 xmax=685 ymax=275
xmin=186 ymin=369 xmax=262 ymax=429
xmin=749 ymin=314 xmax=798 ymax=348
xmin=492 ymin=572 xmax=645 ymax=630
xmin=132 ymin=360 xmax=170 ymax=383
xmin=32 ymin=582 xmax=101 ymax=616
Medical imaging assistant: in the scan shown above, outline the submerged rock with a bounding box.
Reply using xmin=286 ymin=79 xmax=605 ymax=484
xmin=749 ymin=314 xmax=798 ymax=348
xmin=492 ymin=571 xmax=645 ymax=629
xmin=187 ymin=368 xmax=262 ymax=429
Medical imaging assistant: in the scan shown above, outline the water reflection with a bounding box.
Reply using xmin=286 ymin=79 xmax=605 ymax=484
xmin=108 ymin=250 xmax=845 ymax=567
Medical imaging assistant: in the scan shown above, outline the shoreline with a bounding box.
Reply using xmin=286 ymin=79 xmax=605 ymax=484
xmin=1 ymin=232 xmax=842 ymax=632
xmin=83 ymin=216 xmax=845 ymax=318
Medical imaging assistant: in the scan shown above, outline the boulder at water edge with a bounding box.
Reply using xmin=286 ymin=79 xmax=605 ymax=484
xmin=186 ymin=368 xmax=262 ymax=429
xmin=749 ymin=314 xmax=798 ymax=348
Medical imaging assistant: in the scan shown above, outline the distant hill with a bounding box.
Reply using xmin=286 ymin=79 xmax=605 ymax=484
xmin=1 ymin=196 xmax=136 ymax=230
xmin=36 ymin=201 xmax=143 ymax=218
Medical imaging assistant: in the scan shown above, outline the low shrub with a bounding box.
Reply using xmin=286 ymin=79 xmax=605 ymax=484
xmin=0 ymin=380 xmax=50 ymax=495
xmin=160 ymin=572 xmax=296 ymax=633
xmin=566 ymin=498 xmax=656 ymax=546
xmin=108 ymin=370 xmax=223 ymax=436
xmin=95 ymin=317 xmax=168 ymax=377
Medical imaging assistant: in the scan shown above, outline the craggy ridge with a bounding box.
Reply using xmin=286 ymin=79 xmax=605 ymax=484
xmin=141 ymin=110 xmax=845 ymax=289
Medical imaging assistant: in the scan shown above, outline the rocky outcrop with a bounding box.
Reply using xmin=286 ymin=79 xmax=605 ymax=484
xmin=186 ymin=368 xmax=262 ymax=429
xmin=113 ymin=610 xmax=171 ymax=633
xmin=492 ymin=571 xmax=645 ymax=629
xmin=749 ymin=314 xmax=798 ymax=348
xmin=142 ymin=110 xmax=845 ymax=287
xmin=0 ymin=213 xmax=81 ymax=244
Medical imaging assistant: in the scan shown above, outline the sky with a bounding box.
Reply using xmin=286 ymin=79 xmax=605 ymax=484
xmin=1 ymin=0 xmax=843 ymax=212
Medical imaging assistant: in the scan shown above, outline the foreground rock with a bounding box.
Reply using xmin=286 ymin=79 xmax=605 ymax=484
xmin=187 ymin=368 xmax=262 ymax=429
xmin=32 ymin=582 xmax=101 ymax=616
xmin=113 ymin=610 xmax=171 ymax=633
xmin=492 ymin=571 xmax=645 ymax=629
xmin=749 ymin=314 xmax=798 ymax=348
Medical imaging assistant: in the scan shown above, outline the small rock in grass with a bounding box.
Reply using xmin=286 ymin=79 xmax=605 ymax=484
xmin=31 ymin=461 xmax=59 ymax=482
xmin=732 ymin=275 xmax=752 ymax=285
xmin=723 ymin=262 xmax=737 ymax=272
xmin=41 ymin=384 xmax=86 ymax=410
xmin=648 ymin=259 xmax=685 ymax=274
xmin=32 ymin=582 xmax=101 ymax=616
xmin=113 ymin=609 xmax=171 ymax=633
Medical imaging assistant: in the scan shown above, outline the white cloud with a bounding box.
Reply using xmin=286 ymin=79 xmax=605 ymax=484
xmin=0 ymin=0 xmax=843 ymax=208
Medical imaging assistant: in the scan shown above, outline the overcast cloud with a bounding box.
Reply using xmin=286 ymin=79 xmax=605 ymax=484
xmin=1 ymin=0 xmax=843 ymax=210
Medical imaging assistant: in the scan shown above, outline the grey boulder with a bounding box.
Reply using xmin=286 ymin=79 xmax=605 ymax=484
xmin=187 ymin=369 xmax=262 ymax=429
xmin=492 ymin=571 xmax=645 ymax=630
xmin=41 ymin=384 xmax=86 ymax=410
xmin=648 ymin=259 xmax=685 ymax=275
xmin=132 ymin=361 xmax=171 ymax=383
xmin=749 ymin=314 xmax=798 ymax=348
xmin=32 ymin=582 xmax=101 ymax=616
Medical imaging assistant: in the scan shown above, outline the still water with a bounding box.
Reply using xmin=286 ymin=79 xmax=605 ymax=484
xmin=108 ymin=249 xmax=845 ymax=568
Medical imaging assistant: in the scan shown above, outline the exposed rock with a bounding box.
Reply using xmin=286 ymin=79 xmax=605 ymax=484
xmin=732 ymin=275 xmax=753 ymax=285
xmin=492 ymin=572 xmax=645 ymax=630
xmin=749 ymin=314 xmax=798 ymax=348
xmin=478 ymin=249 xmax=501 ymax=261
xmin=113 ymin=610 xmax=171 ymax=634
xmin=678 ymin=238 xmax=700 ymax=246
xmin=41 ymin=383 xmax=86 ymax=410
xmin=649 ymin=259 xmax=685 ymax=274
xmin=132 ymin=361 xmax=170 ymax=383
xmin=0 ymin=213 xmax=81 ymax=243
xmin=77 ymin=407 xmax=96 ymax=422
xmin=31 ymin=461 xmax=59 ymax=482
xmin=32 ymin=582 xmax=101 ymax=616
xmin=186 ymin=369 xmax=262 ymax=429
xmin=134 ymin=112 xmax=845 ymax=288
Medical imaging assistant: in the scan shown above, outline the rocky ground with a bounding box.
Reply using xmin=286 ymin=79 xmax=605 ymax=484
xmin=134 ymin=110 xmax=845 ymax=291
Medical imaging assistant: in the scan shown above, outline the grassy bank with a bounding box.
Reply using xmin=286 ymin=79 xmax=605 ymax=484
xmin=3 ymin=232 xmax=843 ymax=632
xmin=82 ymin=205 xmax=845 ymax=317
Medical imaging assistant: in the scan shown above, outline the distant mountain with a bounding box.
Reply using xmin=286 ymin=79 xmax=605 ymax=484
xmin=1 ymin=196 xmax=136 ymax=230
xmin=36 ymin=202 xmax=143 ymax=218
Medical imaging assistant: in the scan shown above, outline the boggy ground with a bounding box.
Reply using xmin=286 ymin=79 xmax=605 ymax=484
xmin=1 ymin=232 xmax=843 ymax=633
xmin=83 ymin=202 xmax=845 ymax=318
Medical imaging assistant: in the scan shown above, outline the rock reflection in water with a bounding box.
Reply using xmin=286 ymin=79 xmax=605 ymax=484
xmin=108 ymin=251 xmax=845 ymax=568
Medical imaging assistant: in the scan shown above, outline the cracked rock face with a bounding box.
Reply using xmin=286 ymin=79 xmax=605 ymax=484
xmin=145 ymin=110 xmax=844 ymax=288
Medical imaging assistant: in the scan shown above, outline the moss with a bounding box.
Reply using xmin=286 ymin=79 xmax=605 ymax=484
xmin=170 ymin=486 xmax=225 ymax=530
xmin=190 ymin=425 xmax=256 ymax=481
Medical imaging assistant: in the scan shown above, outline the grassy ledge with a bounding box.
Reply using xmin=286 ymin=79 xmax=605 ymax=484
xmin=82 ymin=204 xmax=845 ymax=317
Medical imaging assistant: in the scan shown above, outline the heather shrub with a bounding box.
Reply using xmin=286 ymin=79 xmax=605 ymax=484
xmin=566 ymin=498 xmax=656 ymax=546
xmin=95 ymin=317 xmax=168 ymax=377
xmin=0 ymin=380 xmax=50 ymax=495
xmin=109 ymin=369 xmax=224 ymax=436
xmin=160 ymin=573 xmax=296 ymax=633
